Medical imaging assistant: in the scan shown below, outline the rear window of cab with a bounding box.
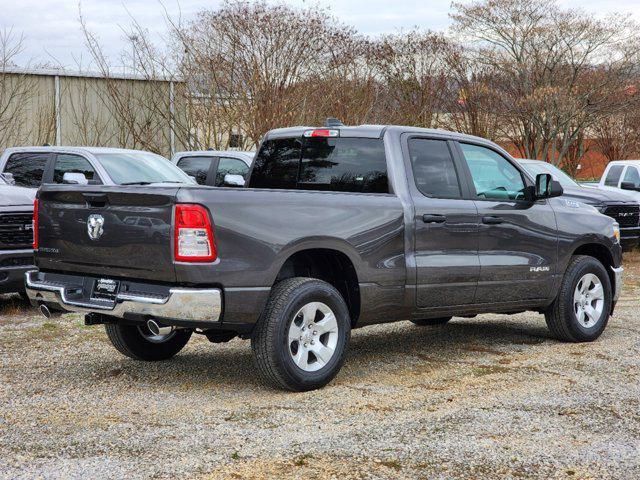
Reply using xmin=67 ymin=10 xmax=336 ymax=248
xmin=249 ymin=137 xmax=389 ymax=194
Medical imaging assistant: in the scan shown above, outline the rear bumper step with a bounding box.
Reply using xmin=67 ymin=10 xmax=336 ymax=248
xmin=25 ymin=270 xmax=222 ymax=323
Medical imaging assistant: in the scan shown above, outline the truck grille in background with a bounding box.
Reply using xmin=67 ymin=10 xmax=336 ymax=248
xmin=0 ymin=256 xmax=33 ymax=268
xmin=603 ymin=204 xmax=640 ymax=228
xmin=0 ymin=213 xmax=34 ymax=249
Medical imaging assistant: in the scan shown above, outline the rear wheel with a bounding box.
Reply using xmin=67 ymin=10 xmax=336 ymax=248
xmin=105 ymin=324 xmax=192 ymax=361
xmin=545 ymin=255 xmax=612 ymax=342
xmin=410 ymin=317 xmax=452 ymax=326
xmin=251 ymin=277 xmax=351 ymax=391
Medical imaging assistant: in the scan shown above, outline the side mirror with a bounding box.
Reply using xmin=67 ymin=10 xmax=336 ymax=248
xmin=62 ymin=172 xmax=89 ymax=185
xmin=535 ymin=173 xmax=563 ymax=199
xmin=223 ymin=174 xmax=245 ymax=187
xmin=620 ymin=181 xmax=640 ymax=192
xmin=1 ymin=173 xmax=16 ymax=185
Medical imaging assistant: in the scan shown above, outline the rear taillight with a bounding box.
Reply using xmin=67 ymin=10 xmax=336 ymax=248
xmin=174 ymin=204 xmax=216 ymax=262
xmin=33 ymin=199 xmax=39 ymax=250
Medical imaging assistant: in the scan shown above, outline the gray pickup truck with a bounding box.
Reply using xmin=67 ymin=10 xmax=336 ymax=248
xmin=26 ymin=124 xmax=623 ymax=391
xmin=0 ymin=174 xmax=35 ymax=296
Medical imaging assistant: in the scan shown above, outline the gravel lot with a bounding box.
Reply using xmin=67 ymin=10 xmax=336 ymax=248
xmin=1 ymin=254 xmax=639 ymax=479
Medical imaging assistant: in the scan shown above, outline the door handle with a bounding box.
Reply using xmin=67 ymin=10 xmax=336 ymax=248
xmin=422 ymin=214 xmax=446 ymax=224
xmin=482 ymin=215 xmax=504 ymax=225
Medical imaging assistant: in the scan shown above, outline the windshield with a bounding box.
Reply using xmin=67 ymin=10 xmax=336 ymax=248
xmin=95 ymin=152 xmax=194 ymax=185
xmin=521 ymin=161 xmax=579 ymax=188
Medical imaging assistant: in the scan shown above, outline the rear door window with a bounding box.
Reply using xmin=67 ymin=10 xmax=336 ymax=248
xmin=250 ymin=136 xmax=389 ymax=193
xmin=604 ymin=165 xmax=624 ymax=187
xmin=176 ymin=156 xmax=213 ymax=185
xmin=3 ymin=152 xmax=49 ymax=187
xmin=408 ymin=138 xmax=461 ymax=198
xmin=53 ymin=154 xmax=98 ymax=184
xmin=215 ymin=158 xmax=250 ymax=186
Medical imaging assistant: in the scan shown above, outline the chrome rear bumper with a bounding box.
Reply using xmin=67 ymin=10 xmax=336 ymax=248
xmin=25 ymin=270 xmax=221 ymax=323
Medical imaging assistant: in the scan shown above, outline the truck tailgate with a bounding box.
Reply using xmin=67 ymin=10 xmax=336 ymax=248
xmin=37 ymin=187 xmax=179 ymax=283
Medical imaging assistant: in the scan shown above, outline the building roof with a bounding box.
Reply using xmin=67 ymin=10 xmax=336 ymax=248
xmin=1 ymin=66 xmax=178 ymax=82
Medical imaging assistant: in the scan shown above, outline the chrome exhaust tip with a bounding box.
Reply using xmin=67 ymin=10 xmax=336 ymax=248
xmin=39 ymin=304 xmax=61 ymax=319
xmin=147 ymin=319 xmax=173 ymax=336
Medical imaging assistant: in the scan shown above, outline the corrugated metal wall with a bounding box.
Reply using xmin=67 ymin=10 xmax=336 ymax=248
xmin=0 ymin=71 xmax=183 ymax=157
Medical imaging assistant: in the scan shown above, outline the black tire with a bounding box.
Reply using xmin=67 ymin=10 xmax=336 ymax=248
xmin=104 ymin=324 xmax=192 ymax=361
xmin=545 ymin=255 xmax=612 ymax=342
xmin=410 ymin=317 xmax=452 ymax=326
xmin=251 ymin=277 xmax=351 ymax=392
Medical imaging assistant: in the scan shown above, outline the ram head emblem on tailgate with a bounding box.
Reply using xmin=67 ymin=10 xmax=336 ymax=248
xmin=87 ymin=214 xmax=105 ymax=241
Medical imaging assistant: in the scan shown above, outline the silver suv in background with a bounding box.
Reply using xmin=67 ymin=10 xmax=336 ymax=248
xmin=172 ymin=150 xmax=253 ymax=187
xmin=0 ymin=147 xmax=195 ymax=187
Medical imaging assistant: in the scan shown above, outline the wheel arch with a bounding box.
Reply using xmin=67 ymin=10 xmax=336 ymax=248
xmin=570 ymin=242 xmax=616 ymax=294
xmin=274 ymin=244 xmax=361 ymax=326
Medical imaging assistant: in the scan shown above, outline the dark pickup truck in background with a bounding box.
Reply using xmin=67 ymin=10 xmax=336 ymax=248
xmin=0 ymin=174 xmax=35 ymax=296
xmin=518 ymin=159 xmax=640 ymax=251
xmin=26 ymin=124 xmax=623 ymax=391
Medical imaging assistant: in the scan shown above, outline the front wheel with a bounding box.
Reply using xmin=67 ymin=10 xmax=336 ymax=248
xmin=105 ymin=324 xmax=192 ymax=361
xmin=251 ymin=277 xmax=351 ymax=391
xmin=545 ymin=255 xmax=612 ymax=342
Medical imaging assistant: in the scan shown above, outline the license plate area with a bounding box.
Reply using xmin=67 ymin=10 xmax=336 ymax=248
xmin=91 ymin=278 xmax=120 ymax=302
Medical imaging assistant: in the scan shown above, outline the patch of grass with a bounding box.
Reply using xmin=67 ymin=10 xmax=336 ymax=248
xmin=0 ymin=295 xmax=29 ymax=316
xmin=224 ymin=410 xmax=263 ymax=422
xmin=293 ymin=453 xmax=314 ymax=466
xmin=380 ymin=459 xmax=402 ymax=471
xmin=471 ymin=365 xmax=511 ymax=377
xmin=42 ymin=322 xmax=58 ymax=331
xmin=231 ymin=451 xmax=240 ymax=460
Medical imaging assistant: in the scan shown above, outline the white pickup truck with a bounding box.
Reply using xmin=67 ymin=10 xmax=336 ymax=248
xmin=596 ymin=160 xmax=640 ymax=201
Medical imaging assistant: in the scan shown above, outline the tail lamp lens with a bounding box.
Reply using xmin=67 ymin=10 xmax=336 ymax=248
xmin=33 ymin=199 xmax=39 ymax=250
xmin=174 ymin=204 xmax=216 ymax=262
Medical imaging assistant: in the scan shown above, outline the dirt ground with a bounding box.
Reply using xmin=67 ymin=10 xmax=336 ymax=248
xmin=1 ymin=254 xmax=639 ymax=479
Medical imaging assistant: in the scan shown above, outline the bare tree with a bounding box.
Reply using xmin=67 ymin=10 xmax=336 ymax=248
xmin=172 ymin=1 xmax=361 ymax=148
xmin=368 ymin=30 xmax=449 ymax=128
xmin=442 ymin=44 xmax=502 ymax=140
xmin=79 ymin=10 xmax=177 ymax=155
xmin=591 ymin=85 xmax=640 ymax=162
xmin=0 ymin=28 xmax=42 ymax=148
xmin=451 ymin=0 xmax=640 ymax=166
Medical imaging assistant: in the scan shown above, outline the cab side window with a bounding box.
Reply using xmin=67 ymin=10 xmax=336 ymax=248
xmin=604 ymin=165 xmax=624 ymax=187
xmin=459 ymin=143 xmax=526 ymax=201
xmin=215 ymin=158 xmax=250 ymax=187
xmin=3 ymin=153 xmax=49 ymax=187
xmin=53 ymin=154 xmax=97 ymax=184
xmin=408 ymin=138 xmax=461 ymax=198
xmin=622 ymin=166 xmax=640 ymax=187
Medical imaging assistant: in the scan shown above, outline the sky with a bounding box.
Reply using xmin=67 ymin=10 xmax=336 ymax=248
xmin=2 ymin=0 xmax=640 ymax=70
